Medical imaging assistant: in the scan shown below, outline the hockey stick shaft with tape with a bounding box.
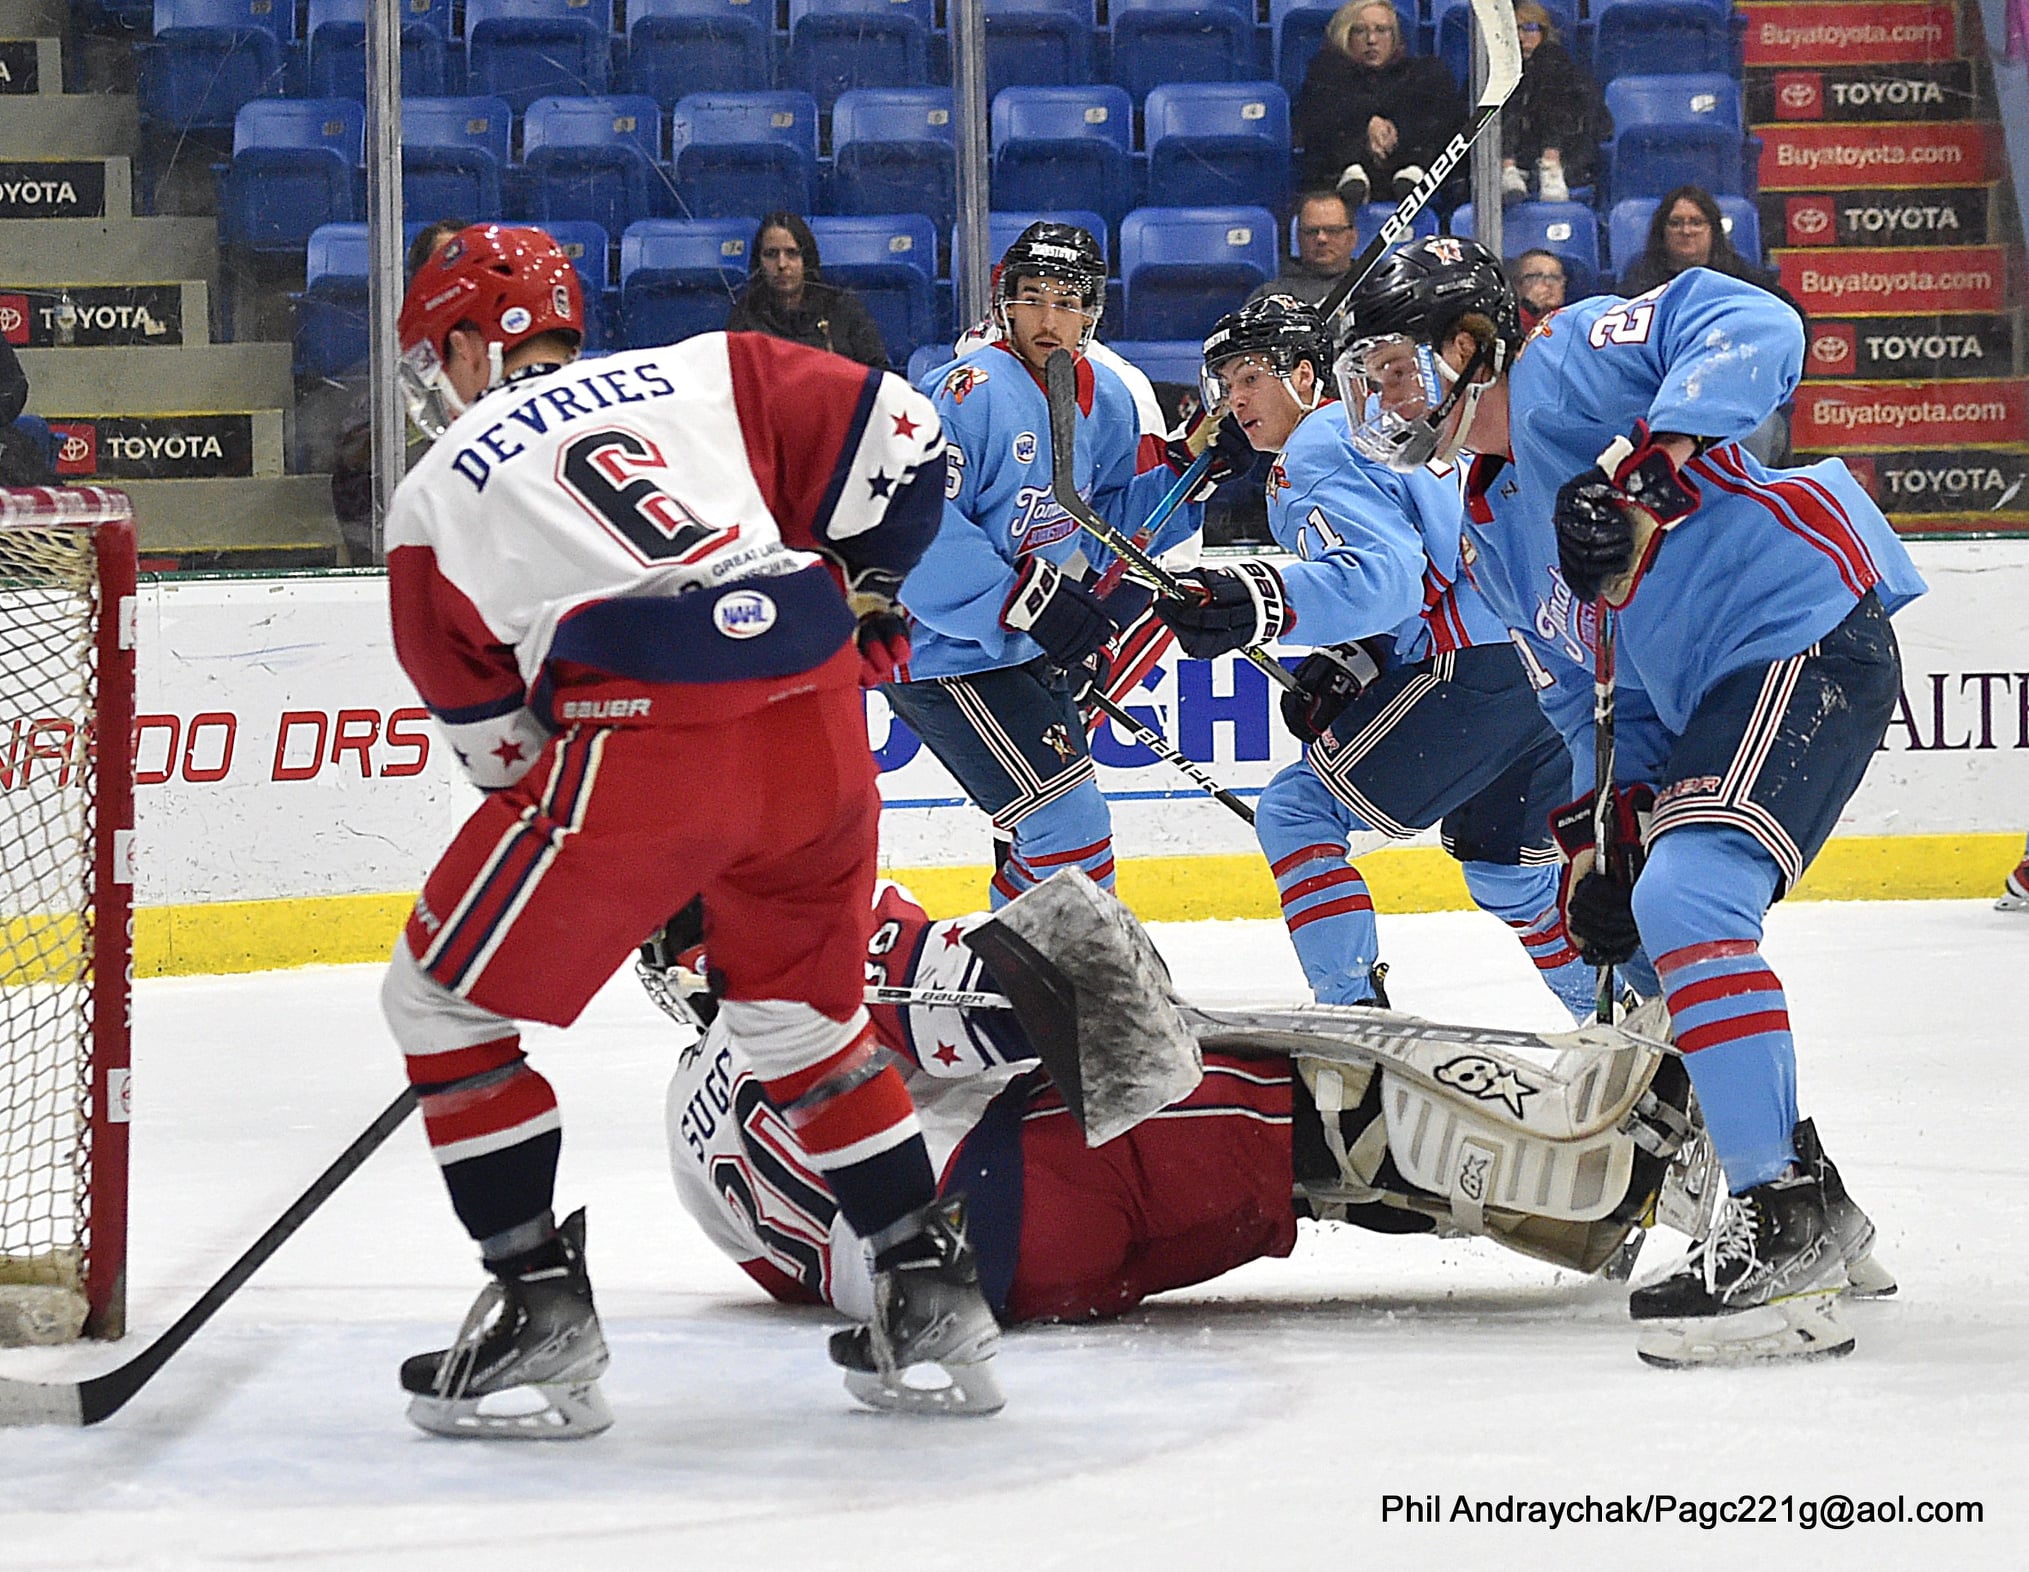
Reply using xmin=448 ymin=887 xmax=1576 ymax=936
xmin=1316 ymin=0 xmax=1523 ymax=333
xmin=1043 ymin=349 xmax=1301 ymax=695
xmin=1593 ymin=604 xmax=1618 ymax=1025
xmin=0 ymin=1088 xmax=418 ymax=1427
xmin=1086 ymin=690 xmax=1256 ymax=824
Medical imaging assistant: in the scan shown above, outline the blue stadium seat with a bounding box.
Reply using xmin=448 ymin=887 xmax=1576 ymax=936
xmin=219 ymin=98 xmax=363 ymax=254
xmin=1450 ymin=200 xmax=1601 ymax=295
xmin=1436 ymin=0 xmax=1577 ymax=90
xmin=294 ymin=221 xmax=375 ymax=379
xmin=619 ymin=217 xmax=752 ymax=348
xmin=518 ymin=219 xmax=613 ymax=350
xmin=1109 ymin=0 xmax=1258 ymax=103
xmin=983 ymin=0 xmax=1096 ymax=99
xmin=1351 ymin=200 xmax=1439 ymax=246
xmin=304 ymin=0 xmax=454 ymax=99
xmin=141 ymin=0 xmax=293 ymax=132
xmin=670 ymin=92 xmax=819 ymax=220
xmin=1591 ymin=0 xmax=1734 ymax=82
xmin=906 ymin=343 xmax=949 ymax=383
xmin=1144 ymin=82 xmax=1291 ymax=212
xmin=521 ymin=95 xmax=667 ymax=236
xmin=401 ymin=97 xmax=511 ymax=223
xmin=1606 ymin=195 xmax=1761 ymax=280
xmin=1119 ymin=205 xmax=1278 ymax=340
xmin=464 ymin=0 xmax=612 ymax=115
xmin=949 ymin=208 xmax=1111 ymax=309
xmin=786 ymin=0 xmax=934 ymax=114
xmin=833 ymin=88 xmax=958 ymax=234
xmin=1602 ymin=72 xmax=1744 ymax=206
xmin=807 ymin=214 xmax=939 ymax=366
xmin=990 ymin=85 xmax=1134 ymax=230
xmin=1109 ymin=339 xmax=1208 ymax=388
xmin=624 ymin=0 xmax=772 ymax=101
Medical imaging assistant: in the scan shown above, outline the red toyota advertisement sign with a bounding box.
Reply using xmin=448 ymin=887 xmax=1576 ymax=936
xmin=1759 ymin=122 xmax=1994 ymax=190
xmin=1791 ymin=380 xmax=2028 ymax=451
xmin=1741 ymin=4 xmax=1956 ymax=67
xmin=1778 ymin=247 xmax=2010 ymax=315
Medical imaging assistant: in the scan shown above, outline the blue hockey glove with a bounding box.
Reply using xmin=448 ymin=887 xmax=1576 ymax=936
xmin=1549 ymin=785 xmax=1655 ymax=967
xmin=1152 ymin=561 xmax=1294 ymax=660
xmin=1280 ymin=639 xmax=1385 ymax=743
xmin=1001 ymin=555 xmax=1113 ymax=670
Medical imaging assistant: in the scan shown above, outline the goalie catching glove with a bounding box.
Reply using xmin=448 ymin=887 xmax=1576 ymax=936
xmin=1152 ymin=560 xmax=1294 ymax=660
xmin=1280 ymin=639 xmax=1385 ymax=742
xmin=1163 ymin=410 xmax=1255 ymax=502
xmin=1549 ymin=784 xmax=1655 ymax=967
xmin=1553 ymin=421 xmax=1702 ymax=604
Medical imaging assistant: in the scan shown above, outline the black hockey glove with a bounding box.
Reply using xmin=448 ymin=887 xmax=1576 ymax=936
xmin=1549 ymin=784 xmax=1656 ymax=967
xmin=1097 ymin=575 xmax=1155 ymax=631
xmin=1164 ymin=412 xmax=1254 ymax=502
xmin=1152 ymin=560 xmax=1293 ymax=660
xmin=1280 ymin=639 xmax=1386 ymax=743
xmin=845 ymin=565 xmax=913 ymax=688
xmin=1553 ymin=422 xmax=1701 ymax=604
xmin=1001 ymin=554 xmax=1113 ymax=669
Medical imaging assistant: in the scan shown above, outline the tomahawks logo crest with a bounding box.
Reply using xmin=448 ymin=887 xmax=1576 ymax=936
xmin=1433 ymin=1054 xmax=1536 ymax=1119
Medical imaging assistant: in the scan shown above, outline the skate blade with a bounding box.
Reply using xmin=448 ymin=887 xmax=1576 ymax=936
xmin=843 ymin=1358 xmax=1006 ymax=1417
xmin=1843 ymin=1250 xmax=1898 ymax=1299
xmin=1996 ymin=890 xmax=2029 ymax=912
xmin=1635 ymin=1292 xmax=1854 ymax=1368
xmin=1599 ymin=1230 xmax=1644 ymax=1282
xmin=406 ymin=1379 xmax=614 ymax=1440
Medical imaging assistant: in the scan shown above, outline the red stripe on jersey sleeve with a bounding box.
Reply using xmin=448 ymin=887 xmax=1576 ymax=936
xmin=387 ymin=543 xmax=525 ymax=720
xmin=725 ymin=333 xmax=880 ymax=555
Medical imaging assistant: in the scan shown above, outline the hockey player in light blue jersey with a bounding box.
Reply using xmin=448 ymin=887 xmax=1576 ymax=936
xmin=886 ymin=223 xmax=1250 ymax=903
xmin=1151 ymin=294 xmax=1604 ymax=1020
xmin=1336 ymin=236 xmax=1916 ymax=1366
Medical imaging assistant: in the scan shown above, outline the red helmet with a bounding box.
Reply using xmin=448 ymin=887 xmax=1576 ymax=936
xmin=397 ymin=224 xmax=583 ymax=435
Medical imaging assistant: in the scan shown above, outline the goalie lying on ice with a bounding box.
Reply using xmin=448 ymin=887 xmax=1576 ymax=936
xmin=647 ymin=881 xmax=1712 ymax=1325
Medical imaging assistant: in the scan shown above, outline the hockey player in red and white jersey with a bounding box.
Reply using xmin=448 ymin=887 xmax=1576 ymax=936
xmin=380 ymin=224 xmax=1002 ymax=1437
xmin=649 ymin=883 xmax=1710 ymax=1329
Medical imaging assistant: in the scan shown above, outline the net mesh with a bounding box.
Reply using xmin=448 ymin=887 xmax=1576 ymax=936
xmin=0 ymin=524 xmax=98 ymax=1340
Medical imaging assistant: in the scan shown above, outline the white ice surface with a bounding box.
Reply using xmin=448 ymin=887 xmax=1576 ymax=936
xmin=3 ymin=902 xmax=2023 ymax=1569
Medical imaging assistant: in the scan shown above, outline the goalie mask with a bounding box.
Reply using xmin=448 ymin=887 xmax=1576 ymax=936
xmin=1199 ymin=294 xmax=1334 ymax=422
xmin=992 ymin=221 xmax=1106 ymax=354
xmin=1332 ymin=236 xmax=1521 ymax=471
xmin=397 ymin=224 xmax=584 ymax=439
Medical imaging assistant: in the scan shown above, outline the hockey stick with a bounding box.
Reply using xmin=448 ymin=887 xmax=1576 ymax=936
xmin=1592 ymin=605 xmax=1618 ymax=1025
xmin=867 ymin=983 xmax=1012 ymax=1010
xmin=1085 ymin=690 xmax=1257 ymax=825
xmin=1044 ymin=349 xmax=1302 ymax=695
xmin=0 ymin=1089 xmax=419 ymax=1427
xmin=1316 ymin=0 xmax=1524 ymax=335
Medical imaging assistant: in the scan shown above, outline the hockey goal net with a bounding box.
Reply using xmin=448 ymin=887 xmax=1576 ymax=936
xmin=0 ymin=486 xmax=135 ymax=1345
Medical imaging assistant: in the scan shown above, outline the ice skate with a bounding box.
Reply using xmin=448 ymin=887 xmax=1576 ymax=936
xmin=1997 ymin=858 xmax=2029 ymax=912
xmin=1794 ymin=1118 xmax=1896 ymax=1298
xmin=1632 ymin=1171 xmax=1853 ymax=1368
xmin=402 ymin=1208 xmax=613 ymax=1439
xmin=830 ymin=1196 xmax=1004 ymax=1416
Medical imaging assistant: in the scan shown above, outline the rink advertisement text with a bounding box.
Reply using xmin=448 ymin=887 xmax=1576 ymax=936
xmin=1381 ymin=1491 xmax=1983 ymax=1531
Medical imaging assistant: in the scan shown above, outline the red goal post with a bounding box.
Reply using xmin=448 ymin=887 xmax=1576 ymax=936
xmin=0 ymin=486 xmax=136 ymax=1344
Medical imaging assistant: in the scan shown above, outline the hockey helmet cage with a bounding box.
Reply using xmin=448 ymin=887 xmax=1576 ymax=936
xmin=397 ymin=224 xmax=584 ymax=437
xmin=1333 ymin=236 xmax=1520 ymax=471
xmin=993 ymin=221 xmax=1106 ymax=350
xmin=1200 ymin=293 xmax=1334 ymax=415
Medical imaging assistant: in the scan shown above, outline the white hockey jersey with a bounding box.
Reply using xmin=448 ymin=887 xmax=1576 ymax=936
xmin=385 ymin=332 xmax=945 ymax=787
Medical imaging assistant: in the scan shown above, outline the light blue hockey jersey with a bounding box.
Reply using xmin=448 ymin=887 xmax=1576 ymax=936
xmin=898 ymin=344 xmax=1201 ymax=679
xmin=1461 ymin=268 xmax=1926 ymax=782
xmin=1269 ymin=401 xmax=1510 ymax=662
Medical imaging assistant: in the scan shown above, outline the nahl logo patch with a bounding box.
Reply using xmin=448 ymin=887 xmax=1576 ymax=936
xmin=714 ymin=590 xmax=777 ymax=639
xmin=1433 ymin=1054 xmax=1536 ymax=1120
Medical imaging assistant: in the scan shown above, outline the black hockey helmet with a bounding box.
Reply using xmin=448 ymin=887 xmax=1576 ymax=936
xmin=1200 ymin=293 xmax=1334 ymax=417
xmin=993 ymin=221 xmax=1106 ymax=349
xmin=1332 ymin=236 xmax=1522 ymax=471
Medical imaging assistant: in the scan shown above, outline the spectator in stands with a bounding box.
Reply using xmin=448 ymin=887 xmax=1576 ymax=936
xmin=0 ymin=336 xmax=51 ymax=485
xmin=1500 ymin=1 xmax=1608 ymax=204
xmin=1620 ymin=185 xmax=1805 ymax=464
xmin=1246 ymin=191 xmax=1360 ymax=308
xmin=1294 ymin=2 xmax=1465 ymax=207
xmin=1510 ymin=248 xmax=1567 ymax=329
xmin=726 ymin=212 xmax=889 ymax=370
xmin=330 ymin=218 xmax=469 ymax=564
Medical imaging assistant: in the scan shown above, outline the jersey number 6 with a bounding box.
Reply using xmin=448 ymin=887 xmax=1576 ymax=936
xmin=558 ymin=428 xmax=737 ymax=566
